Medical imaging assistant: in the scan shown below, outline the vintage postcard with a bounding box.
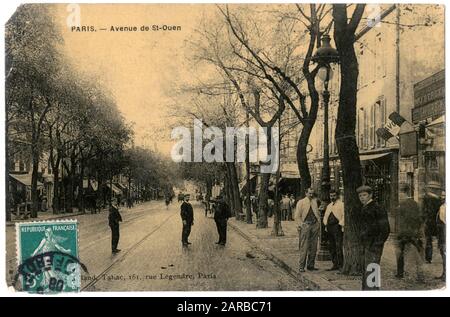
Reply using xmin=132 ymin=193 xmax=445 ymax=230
xmin=4 ymin=3 xmax=446 ymax=294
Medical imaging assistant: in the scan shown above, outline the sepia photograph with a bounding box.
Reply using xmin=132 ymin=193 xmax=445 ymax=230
xmin=2 ymin=2 xmax=446 ymax=295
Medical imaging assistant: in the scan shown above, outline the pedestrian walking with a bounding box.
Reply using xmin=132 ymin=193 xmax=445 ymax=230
xmin=108 ymin=202 xmax=123 ymax=254
xmin=436 ymin=191 xmax=446 ymax=281
xmin=358 ymin=185 xmax=390 ymax=290
xmin=422 ymin=181 xmax=442 ymax=263
xmin=323 ymin=189 xmax=344 ymax=271
xmin=214 ymin=195 xmax=232 ymax=246
xmin=294 ymin=188 xmax=320 ymax=272
xmin=280 ymin=195 xmax=291 ymax=221
xmin=180 ymin=194 xmax=194 ymax=247
xmin=394 ymin=183 xmax=424 ymax=281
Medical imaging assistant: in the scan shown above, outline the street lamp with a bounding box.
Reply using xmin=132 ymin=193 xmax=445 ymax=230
xmin=311 ymin=34 xmax=340 ymax=261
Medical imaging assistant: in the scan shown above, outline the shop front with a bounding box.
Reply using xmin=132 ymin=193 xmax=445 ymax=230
xmin=313 ymin=149 xmax=399 ymax=231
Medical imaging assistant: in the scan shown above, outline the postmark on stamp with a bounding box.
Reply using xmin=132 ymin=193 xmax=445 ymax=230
xmin=14 ymin=220 xmax=85 ymax=294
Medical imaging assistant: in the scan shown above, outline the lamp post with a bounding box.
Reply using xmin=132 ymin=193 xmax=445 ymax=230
xmin=311 ymin=34 xmax=340 ymax=261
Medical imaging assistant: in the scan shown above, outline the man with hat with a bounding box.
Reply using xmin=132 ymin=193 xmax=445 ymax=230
xmin=214 ymin=195 xmax=232 ymax=246
xmin=295 ymin=187 xmax=320 ymax=272
xmin=357 ymin=185 xmax=390 ymax=290
xmin=422 ymin=180 xmax=442 ymax=263
xmin=180 ymin=194 xmax=194 ymax=247
xmin=108 ymin=200 xmax=123 ymax=254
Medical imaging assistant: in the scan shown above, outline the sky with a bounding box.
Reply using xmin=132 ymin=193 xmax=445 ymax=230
xmin=54 ymin=4 xmax=216 ymax=156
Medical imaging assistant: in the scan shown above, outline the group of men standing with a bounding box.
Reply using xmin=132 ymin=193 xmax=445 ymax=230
xmin=180 ymin=194 xmax=231 ymax=247
xmin=294 ymin=186 xmax=390 ymax=289
xmin=294 ymin=180 xmax=446 ymax=290
xmin=295 ymin=187 xmax=346 ymax=273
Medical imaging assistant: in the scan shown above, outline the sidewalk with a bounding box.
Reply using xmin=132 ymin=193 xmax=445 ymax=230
xmin=7 ymin=209 xmax=94 ymax=227
xmin=229 ymin=216 xmax=446 ymax=291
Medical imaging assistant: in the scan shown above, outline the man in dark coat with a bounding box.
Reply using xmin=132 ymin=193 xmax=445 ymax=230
xmin=180 ymin=194 xmax=194 ymax=247
xmin=422 ymin=181 xmax=442 ymax=263
xmin=214 ymin=195 xmax=232 ymax=246
xmin=394 ymin=183 xmax=424 ymax=280
xmin=109 ymin=202 xmax=123 ymax=254
xmin=357 ymin=185 xmax=390 ymax=290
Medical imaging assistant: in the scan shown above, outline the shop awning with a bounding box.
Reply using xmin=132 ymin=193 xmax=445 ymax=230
xmin=359 ymin=152 xmax=390 ymax=161
xmin=9 ymin=174 xmax=43 ymax=187
xmin=106 ymin=183 xmax=122 ymax=195
xmin=427 ymin=115 xmax=445 ymax=127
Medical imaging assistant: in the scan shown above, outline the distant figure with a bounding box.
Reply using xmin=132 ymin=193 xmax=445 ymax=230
xmin=280 ymin=195 xmax=291 ymax=221
xmin=289 ymin=194 xmax=296 ymax=221
xmin=422 ymin=181 xmax=442 ymax=263
xmin=251 ymin=195 xmax=258 ymax=218
xmin=394 ymin=183 xmax=424 ymax=281
xmin=436 ymin=191 xmax=446 ymax=281
xmin=323 ymin=189 xmax=344 ymax=271
xmin=267 ymin=196 xmax=274 ymax=218
xmin=180 ymin=194 xmax=194 ymax=247
xmin=214 ymin=195 xmax=232 ymax=246
xmin=357 ymin=185 xmax=390 ymax=290
xmin=295 ymin=187 xmax=320 ymax=272
xmin=165 ymin=195 xmax=170 ymax=210
xmin=109 ymin=203 xmax=123 ymax=254
xmin=204 ymin=194 xmax=210 ymax=217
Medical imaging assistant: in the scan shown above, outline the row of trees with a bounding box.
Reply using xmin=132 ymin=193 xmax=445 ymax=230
xmin=171 ymin=4 xmax=398 ymax=275
xmin=5 ymin=4 xmax=177 ymax=220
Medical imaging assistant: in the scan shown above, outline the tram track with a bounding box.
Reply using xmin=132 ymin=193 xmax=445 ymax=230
xmin=81 ymin=211 xmax=176 ymax=291
xmin=5 ymin=201 xmax=173 ymax=285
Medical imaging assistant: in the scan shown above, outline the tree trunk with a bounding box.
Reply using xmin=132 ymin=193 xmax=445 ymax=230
xmin=296 ymin=122 xmax=314 ymax=197
xmin=78 ymin=161 xmax=85 ymax=213
xmin=224 ymin=165 xmax=235 ymax=215
xmin=257 ymin=173 xmax=270 ymax=228
xmin=5 ymin=129 xmax=11 ymax=222
xmin=245 ymin=111 xmax=253 ymax=224
xmin=257 ymin=125 xmax=275 ymax=229
xmin=52 ymin=167 xmax=60 ymax=214
xmin=66 ymin=154 xmax=76 ymax=213
xmin=333 ymin=4 xmax=364 ymax=275
xmin=227 ymin=162 xmax=243 ymax=220
xmin=30 ymin=144 xmax=39 ymax=218
xmin=271 ymin=170 xmax=284 ymax=236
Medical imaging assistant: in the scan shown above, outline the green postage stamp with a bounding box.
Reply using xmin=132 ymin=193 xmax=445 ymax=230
xmin=15 ymin=220 xmax=81 ymax=294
